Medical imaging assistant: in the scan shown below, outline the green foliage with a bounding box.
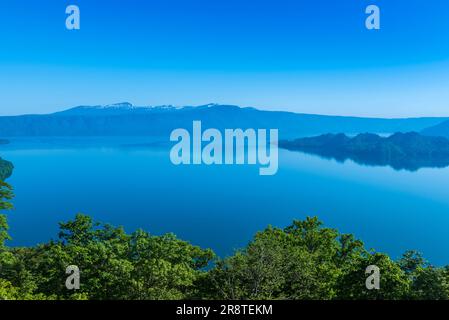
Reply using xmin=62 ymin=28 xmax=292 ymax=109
xmin=206 ymin=217 xmax=412 ymax=300
xmin=0 ymin=158 xmax=13 ymax=181
xmin=0 ymin=184 xmax=448 ymax=300
xmin=337 ymin=252 xmax=410 ymax=299
xmin=1 ymin=213 xmax=214 ymax=300
xmin=0 ymin=180 xmax=14 ymax=267
xmin=398 ymin=251 xmax=449 ymax=299
xmin=0 ymin=180 xmax=13 ymax=212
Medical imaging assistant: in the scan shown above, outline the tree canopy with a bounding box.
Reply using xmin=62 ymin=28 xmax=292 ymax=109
xmin=0 ymin=180 xmax=448 ymax=300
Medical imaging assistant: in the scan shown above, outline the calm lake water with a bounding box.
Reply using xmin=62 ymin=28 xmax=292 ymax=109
xmin=2 ymin=137 xmax=449 ymax=265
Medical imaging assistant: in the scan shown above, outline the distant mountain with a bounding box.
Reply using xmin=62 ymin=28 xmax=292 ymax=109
xmin=0 ymin=103 xmax=447 ymax=139
xmin=280 ymin=132 xmax=449 ymax=171
xmin=421 ymin=119 xmax=449 ymax=138
xmin=0 ymin=157 xmax=13 ymax=180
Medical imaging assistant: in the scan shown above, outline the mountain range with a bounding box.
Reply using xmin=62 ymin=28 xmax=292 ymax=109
xmin=0 ymin=103 xmax=448 ymax=139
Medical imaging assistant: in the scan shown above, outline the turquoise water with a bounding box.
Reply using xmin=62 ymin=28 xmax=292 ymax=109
xmin=2 ymin=138 xmax=449 ymax=265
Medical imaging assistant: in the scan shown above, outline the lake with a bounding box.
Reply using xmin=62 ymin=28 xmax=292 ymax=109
xmin=1 ymin=137 xmax=449 ymax=265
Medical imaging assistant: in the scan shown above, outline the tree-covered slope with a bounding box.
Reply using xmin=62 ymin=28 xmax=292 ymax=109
xmin=0 ymin=158 xmax=13 ymax=181
xmin=280 ymin=132 xmax=449 ymax=171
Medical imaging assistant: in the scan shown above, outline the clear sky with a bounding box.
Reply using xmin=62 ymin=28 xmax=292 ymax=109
xmin=0 ymin=0 xmax=448 ymax=117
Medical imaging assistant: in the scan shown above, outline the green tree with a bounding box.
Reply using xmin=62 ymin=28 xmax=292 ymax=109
xmin=337 ymin=252 xmax=410 ymax=300
xmin=1 ymin=199 xmax=448 ymax=301
xmin=208 ymin=217 xmax=369 ymax=300
xmin=398 ymin=251 xmax=449 ymax=299
xmin=0 ymin=180 xmax=13 ymax=248
xmin=12 ymin=214 xmax=214 ymax=300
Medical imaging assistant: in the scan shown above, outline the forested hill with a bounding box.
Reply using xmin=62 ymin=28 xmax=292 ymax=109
xmin=280 ymin=132 xmax=449 ymax=171
xmin=0 ymin=103 xmax=448 ymax=139
xmin=0 ymin=157 xmax=13 ymax=180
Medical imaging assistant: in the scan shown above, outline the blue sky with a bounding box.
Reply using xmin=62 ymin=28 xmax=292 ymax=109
xmin=0 ymin=0 xmax=449 ymax=117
